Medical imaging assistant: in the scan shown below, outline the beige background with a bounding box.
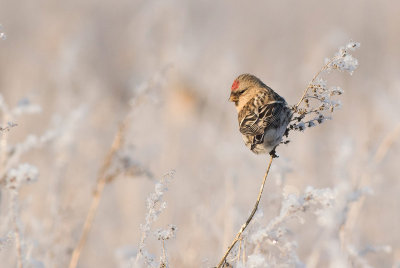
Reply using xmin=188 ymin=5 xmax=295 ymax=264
xmin=0 ymin=0 xmax=399 ymax=267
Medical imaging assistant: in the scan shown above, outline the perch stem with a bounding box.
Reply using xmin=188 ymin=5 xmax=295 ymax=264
xmin=217 ymin=155 xmax=274 ymax=268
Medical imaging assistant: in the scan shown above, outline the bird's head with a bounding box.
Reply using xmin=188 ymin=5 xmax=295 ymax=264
xmin=229 ymin=74 xmax=265 ymax=106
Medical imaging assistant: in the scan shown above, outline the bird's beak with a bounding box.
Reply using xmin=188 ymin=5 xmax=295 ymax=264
xmin=228 ymin=93 xmax=235 ymax=102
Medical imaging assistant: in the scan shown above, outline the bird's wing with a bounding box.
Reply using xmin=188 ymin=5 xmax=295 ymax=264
xmin=238 ymin=93 xmax=285 ymax=136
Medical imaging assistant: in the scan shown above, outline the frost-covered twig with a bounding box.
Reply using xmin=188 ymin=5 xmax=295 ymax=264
xmin=4 ymin=164 xmax=39 ymax=268
xmin=242 ymin=184 xmax=373 ymax=267
xmin=0 ymin=95 xmax=45 ymax=267
xmin=241 ymin=186 xmax=337 ymax=267
xmin=134 ymin=171 xmax=176 ymax=268
xmin=156 ymin=224 xmax=177 ymax=267
xmin=295 ymin=56 xmax=340 ymax=109
xmin=217 ymin=155 xmax=273 ymax=268
xmin=0 ymin=122 xmax=17 ymax=133
xmin=288 ymin=41 xmax=360 ymax=135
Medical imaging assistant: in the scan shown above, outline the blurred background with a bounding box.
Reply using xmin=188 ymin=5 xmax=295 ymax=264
xmin=0 ymin=0 xmax=399 ymax=267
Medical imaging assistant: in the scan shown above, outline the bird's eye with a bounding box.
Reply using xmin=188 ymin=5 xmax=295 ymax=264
xmin=238 ymin=87 xmax=248 ymax=95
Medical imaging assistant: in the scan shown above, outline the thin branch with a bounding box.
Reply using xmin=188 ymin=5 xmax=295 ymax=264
xmin=14 ymin=228 xmax=23 ymax=268
xmin=162 ymin=240 xmax=166 ymax=262
xmin=68 ymin=67 xmax=169 ymax=268
xmin=68 ymin=122 xmax=126 ymax=268
xmin=217 ymin=155 xmax=274 ymax=268
xmin=295 ymin=56 xmax=339 ymax=108
xmin=373 ymin=123 xmax=400 ymax=164
xmin=11 ymin=192 xmax=23 ymax=268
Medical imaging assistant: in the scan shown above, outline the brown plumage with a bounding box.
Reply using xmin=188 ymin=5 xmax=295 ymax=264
xmin=229 ymin=74 xmax=292 ymax=155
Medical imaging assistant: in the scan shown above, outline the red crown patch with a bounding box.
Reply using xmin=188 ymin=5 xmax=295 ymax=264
xmin=231 ymin=79 xmax=239 ymax=91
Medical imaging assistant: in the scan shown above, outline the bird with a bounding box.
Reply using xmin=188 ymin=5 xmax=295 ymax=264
xmin=229 ymin=74 xmax=292 ymax=156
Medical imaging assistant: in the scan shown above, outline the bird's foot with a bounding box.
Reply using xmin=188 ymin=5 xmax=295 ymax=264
xmin=269 ymin=149 xmax=279 ymax=158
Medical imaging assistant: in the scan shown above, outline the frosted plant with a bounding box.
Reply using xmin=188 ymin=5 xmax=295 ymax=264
xmin=288 ymin=41 xmax=360 ymax=134
xmin=234 ymin=181 xmax=389 ymax=268
xmin=105 ymin=145 xmax=153 ymax=182
xmin=0 ymin=119 xmax=64 ymax=182
xmin=0 ymin=95 xmax=74 ymax=268
xmin=2 ymin=163 xmax=39 ymax=268
xmin=0 ymin=95 xmax=41 ymax=134
xmin=218 ymin=41 xmax=360 ymax=268
xmin=0 ymin=121 xmax=17 ymax=133
xmin=0 ymin=232 xmax=13 ymax=252
xmin=244 ymin=187 xmax=335 ymax=267
xmin=4 ymin=163 xmax=39 ymax=191
xmin=0 ymin=95 xmax=17 ymax=133
xmin=155 ymin=224 xmax=177 ymax=268
xmin=134 ymin=171 xmax=176 ymax=268
xmin=68 ymin=68 xmax=169 ymax=268
xmin=0 ymin=95 xmax=45 ymax=268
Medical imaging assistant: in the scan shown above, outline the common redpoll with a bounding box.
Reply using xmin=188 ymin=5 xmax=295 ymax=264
xmin=229 ymin=74 xmax=292 ymax=156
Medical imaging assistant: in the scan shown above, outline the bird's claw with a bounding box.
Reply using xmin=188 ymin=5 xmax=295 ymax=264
xmin=269 ymin=149 xmax=279 ymax=158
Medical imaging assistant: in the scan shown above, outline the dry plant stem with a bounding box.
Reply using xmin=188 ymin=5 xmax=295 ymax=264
xmin=12 ymin=193 xmax=23 ymax=268
xmin=217 ymin=155 xmax=274 ymax=268
xmin=69 ymin=69 xmax=167 ymax=268
xmin=295 ymin=56 xmax=339 ymax=108
xmin=0 ymin=112 xmax=10 ymax=170
xmin=237 ymin=239 xmax=242 ymax=262
xmin=68 ymin=122 xmax=126 ymax=268
xmin=242 ymin=240 xmax=246 ymax=266
xmin=14 ymin=228 xmax=23 ymax=268
xmin=373 ymin=124 xmax=400 ymax=164
xmin=162 ymin=240 xmax=166 ymax=261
